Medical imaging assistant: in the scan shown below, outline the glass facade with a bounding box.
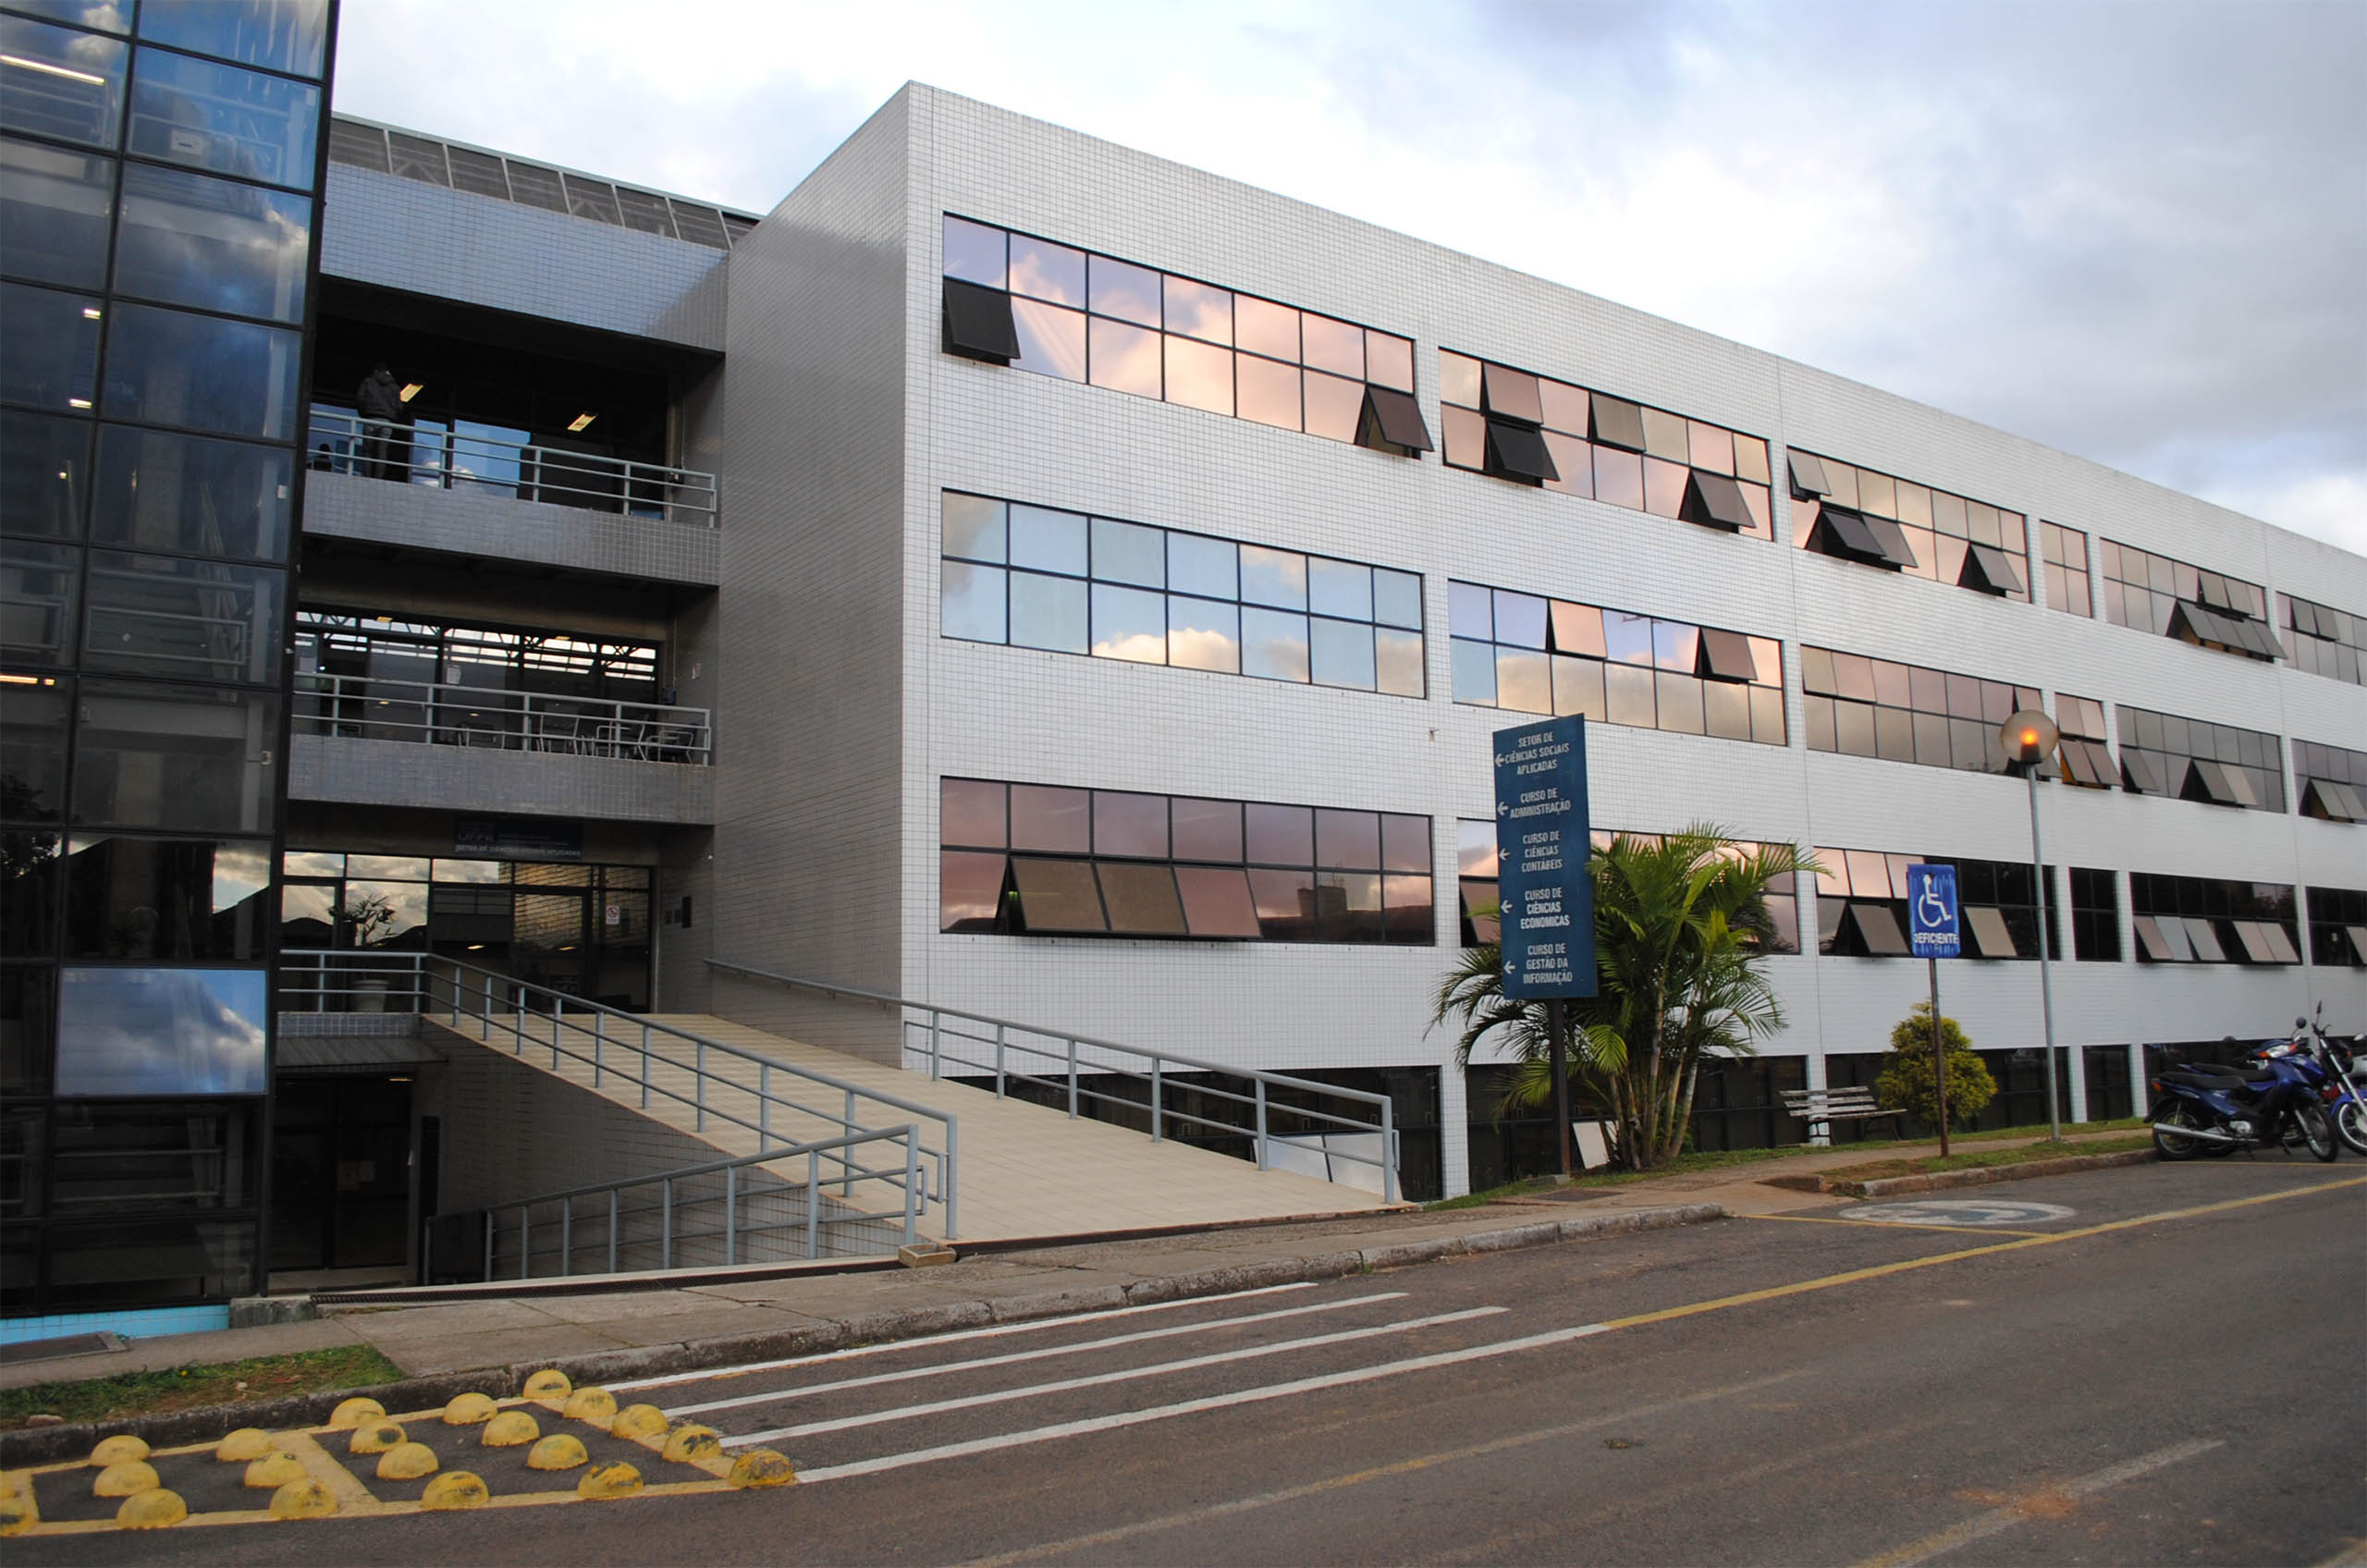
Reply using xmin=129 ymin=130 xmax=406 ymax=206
xmin=2293 ymin=740 xmax=2367 ymax=824
xmin=940 ymin=778 xmax=1433 ymax=945
xmin=2114 ymin=704 xmax=2286 ymax=812
xmin=1449 ymin=581 xmax=1784 ymax=744
xmin=2040 ymin=521 xmax=2091 ymax=616
xmin=1437 ymin=350 xmax=1774 ymax=537
xmin=2101 ymin=539 xmax=2280 ymax=661
xmin=1815 ymin=849 xmax=2057 ymax=960
xmin=2128 ymin=875 xmax=2300 ymax=965
xmin=0 ymin=0 xmax=333 ymax=1322
xmin=1789 ymin=451 xmax=2029 ymax=601
xmin=939 ymin=215 xmax=1429 ymax=455
xmin=2279 ymin=592 xmax=2363 ymax=685
xmin=939 ymin=491 xmax=1425 ymax=697
xmin=1800 ymin=645 xmax=2040 ymax=774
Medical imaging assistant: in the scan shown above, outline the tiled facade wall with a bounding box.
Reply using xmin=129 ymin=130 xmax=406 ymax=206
xmin=288 ymin=734 xmax=715 ymax=823
xmin=702 ymin=95 xmax=917 ymax=1061
xmin=323 ymin=165 xmax=728 ymax=349
xmin=302 ymin=470 xmax=723 ymax=584
xmin=872 ymin=87 xmax=2363 ymax=1194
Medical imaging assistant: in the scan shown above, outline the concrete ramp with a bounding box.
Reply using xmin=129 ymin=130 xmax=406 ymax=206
xmin=423 ymin=1012 xmax=1392 ymax=1243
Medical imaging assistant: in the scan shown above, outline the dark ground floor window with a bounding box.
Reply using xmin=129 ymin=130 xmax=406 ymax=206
xmin=1464 ymin=1056 xmax=1807 ymax=1175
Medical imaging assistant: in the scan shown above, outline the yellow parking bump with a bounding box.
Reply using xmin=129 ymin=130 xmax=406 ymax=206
xmin=576 ymin=1463 xmax=642 ymax=1501
xmin=609 ymin=1403 xmax=668 ymax=1440
xmin=728 ymin=1449 xmax=797 ymax=1489
xmin=443 ymin=1391 xmax=498 ymax=1426
xmin=481 ymin=1411 xmax=540 ymax=1448
xmin=375 ymin=1442 xmax=439 ymax=1481
xmin=526 ymin=1434 xmax=588 ymax=1472
xmin=116 ymin=1488 xmax=188 ymax=1529
xmin=328 ymin=1397 xmax=386 ymax=1429
xmin=215 ymin=1428 xmax=275 ymax=1462
xmin=269 ymin=1478 xmax=338 ymax=1520
xmin=93 ymin=1461 xmax=160 ymax=1498
xmin=521 ymin=1368 xmax=571 ymax=1400
xmin=275 ymin=1430 xmax=380 ymax=1512
xmin=244 ymin=1452 xmax=310 ymax=1489
xmin=421 ymin=1471 xmax=491 ymax=1511
xmin=661 ymin=1425 xmax=721 ymax=1464
xmin=350 ymin=1420 xmax=407 ymax=1454
xmin=561 ymin=1386 xmax=619 ymax=1424
xmin=90 ymin=1435 xmax=150 ymax=1466
xmin=2 ymin=1470 xmax=42 ymax=1536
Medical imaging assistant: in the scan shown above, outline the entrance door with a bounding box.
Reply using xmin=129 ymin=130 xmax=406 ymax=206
xmin=267 ymin=1076 xmax=412 ymax=1275
xmin=510 ymin=889 xmax=587 ymax=999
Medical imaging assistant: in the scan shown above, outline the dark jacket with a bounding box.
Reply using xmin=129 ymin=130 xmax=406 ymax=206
xmin=357 ymin=369 xmax=404 ymax=422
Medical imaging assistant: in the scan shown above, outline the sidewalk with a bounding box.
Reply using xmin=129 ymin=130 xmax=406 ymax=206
xmin=0 ymin=1128 xmax=2135 ymax=1398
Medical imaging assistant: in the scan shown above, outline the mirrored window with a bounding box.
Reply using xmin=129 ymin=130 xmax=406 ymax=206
xmin=69 ymin=677 xmax=278 ymax=833
xmin=1 ymin=281 xmax=102 ymax=411
xmin=0 ymin=14 xmax=126 ymax=148
xmin=112 ymin=162 xmax=311 ymax=324
xmin=127 ymin=46 xmax=319 ymax=190
xmin=0 ymin=134 xmax=113 ymax=289
xmin=101 ymin=301 xmax=301 ymax=439
xmin=91 ymin=425 xmax=291 ymax=561
xmin=55 ymin=964 xmax=267 ymax=1094
xmin=1 ymin=538 xmax=80 ymax=668
xmin=136 ymin=0 xmax=329 ymax=78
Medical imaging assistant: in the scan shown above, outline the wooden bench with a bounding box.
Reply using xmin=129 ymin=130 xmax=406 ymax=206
xmin=1781 ymin=1086 xmax=1909 ymax=1140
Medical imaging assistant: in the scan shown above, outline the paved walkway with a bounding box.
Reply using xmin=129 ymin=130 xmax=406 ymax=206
xmin=0 ymin=1129 xmax=2138 ymax=1396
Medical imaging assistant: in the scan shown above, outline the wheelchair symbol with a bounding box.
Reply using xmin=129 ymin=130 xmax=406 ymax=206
xmin=1915 ymin=881 xmax=1951 ymax=930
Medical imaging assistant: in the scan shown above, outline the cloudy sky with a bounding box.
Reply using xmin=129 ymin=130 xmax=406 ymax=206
xmin=331 ymin=0 xmax=2365 ymax=553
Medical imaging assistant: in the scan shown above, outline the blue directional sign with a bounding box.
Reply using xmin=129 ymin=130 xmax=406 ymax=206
xmin=1492 ymin=716 xmax=1595 ymax=999
xmin=1907 ymin=863 xmax=1960 ymax=959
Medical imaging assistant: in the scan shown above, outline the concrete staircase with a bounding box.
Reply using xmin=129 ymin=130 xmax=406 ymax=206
xmin=423 ymin=1011 xmax=1392 ymax=1243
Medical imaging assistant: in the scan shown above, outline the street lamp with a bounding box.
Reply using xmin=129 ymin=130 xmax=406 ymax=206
xmin=2002 ymin=709 xmax=2062 ymax=1141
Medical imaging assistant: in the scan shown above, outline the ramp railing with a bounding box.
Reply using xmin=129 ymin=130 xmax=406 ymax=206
xmin=435 ymin=1127 xmax=924 ymax=1281
xmin=278 ymin=949 xmax=958 ymax=1236
xmin=708 ymin=959 xmax=1399 ymax=1204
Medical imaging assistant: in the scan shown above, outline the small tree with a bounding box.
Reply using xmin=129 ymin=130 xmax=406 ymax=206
xmin=1871 ymin=1000 xmax=1995 ymax=1129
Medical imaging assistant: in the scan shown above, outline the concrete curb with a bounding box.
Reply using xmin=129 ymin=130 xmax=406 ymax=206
xmin=0 ymin=1202 xmax=1723 ymax=1468
xmin=1824 ymin=1148 xmax=2155 ymax=1199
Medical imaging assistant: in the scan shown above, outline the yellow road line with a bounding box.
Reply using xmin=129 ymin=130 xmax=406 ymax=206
xmin=1744 ymin=1214 xmax=2059 ymax=1238
xmin=1604 ymin=1176 xmax=2366 ymax=1333
xmin=278 ymin=1429 xmax=380 ymax=1512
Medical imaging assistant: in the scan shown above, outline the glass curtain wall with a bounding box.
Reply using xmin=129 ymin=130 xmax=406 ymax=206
xmin=0 ymin=0 xmax=335 ymax=1327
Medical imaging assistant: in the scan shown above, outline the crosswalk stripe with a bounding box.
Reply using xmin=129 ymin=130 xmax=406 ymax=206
xmin=611 ymin=1280 xmax=1318 ymax=1391
xmin=665 ymin=1292 xmax=1409 ymax=1418
xmin=736 ymin=1306 xmax=1509 ymax=1447
xmin=792 ymin=1317 xmax=1613 ymax=1481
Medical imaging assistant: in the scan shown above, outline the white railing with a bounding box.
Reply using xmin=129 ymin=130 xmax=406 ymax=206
xmin=309 ymin=406 xmax=719 ymax=526
xmin=294 ymin=670 xmax=711 ymax=764
xmin=708 ymin=959 xmax=1401 ymax=1205
xmin=278 ymin=951 xmax=958 ymax=1238
xmin=443 ymin=1128 xmax=925 ymax=1281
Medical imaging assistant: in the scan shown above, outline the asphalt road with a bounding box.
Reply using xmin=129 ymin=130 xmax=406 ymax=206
xmin=18 ymin=1159 xmax=2364 ymax=1565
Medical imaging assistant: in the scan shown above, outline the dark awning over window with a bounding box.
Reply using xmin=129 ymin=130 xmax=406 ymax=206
xmin=1590 ymin=393 xmax=1646 ymax=453
xmin=1787 ymin=451 xmax=1832 ymax=498
xmin=1359 ymin=385 xmax=1434 ymax=455
xmin=1811 ymin=505 xmax=1895 ymax=567
xmin=1845 ymin=901 xmax=1909 ymax=956
xmin=1682 ymin=472 xmax=1755 ymax=532
xmin=1863 ymin=515 xmax=1919 ymax=570
xmin=2168 ymin=599 xmax=2282 ymax=660
xmin=2302 ymin=778 xmax=2365 ymax=822
xmin=1697 ymin=628 xmax=1759 ymax=682
xmin=2121 ymin=748 xmax=2168 ymax=795
xmin=2183 ymin=758 xmax=2242 ymax=807
xmin=1483 ymin=419 xmax=1557 ymax=484
xmin=1960 ymin=542 xmax=2026 ymax=596
xmin=943 ymin=278 xmax=1019 ymax=363
xmin=1965 ymin=904 xmax=2017 ymax=958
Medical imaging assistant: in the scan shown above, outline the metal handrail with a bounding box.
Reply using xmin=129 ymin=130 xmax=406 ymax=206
xmin=707 ymin=959 xmax=1399 ymax=1204
xmin=449 ymin=1125 xmax=923 ymax=1280
xmin=277 ymin=950 xmax=959 ymax=1237
xmin=308 ymin=405 xmax=719 ymax=526
xmin=293 ymin=669 xmax=713 ymax=764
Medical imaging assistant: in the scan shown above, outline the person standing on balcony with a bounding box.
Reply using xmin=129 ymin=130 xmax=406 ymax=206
xmin=357 ymin=361 xmax=405 ymax=481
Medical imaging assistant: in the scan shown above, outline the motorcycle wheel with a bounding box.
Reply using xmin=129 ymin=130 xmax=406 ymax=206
xmin=2295 ymin=1102 xmax=2339 ymax=1163
xmin=2152 ymin=1099 xmax=2209 ymax=1160
xmin=2336 ymin=1099 xmax=2367 ymax=1158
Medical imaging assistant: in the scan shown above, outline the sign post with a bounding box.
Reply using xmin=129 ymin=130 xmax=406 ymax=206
xmin=1906 ymin=863 xmax=1960 ymax=1157
xmin=1493 ymin=717 xmax=1596 ymax=1175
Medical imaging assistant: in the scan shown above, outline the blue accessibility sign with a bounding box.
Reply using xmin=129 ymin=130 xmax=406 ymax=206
xmin=1906 ymin=863 xmax=1960 ymax=959
xmin=1492 ymin=716 xmax=1596 ymax=999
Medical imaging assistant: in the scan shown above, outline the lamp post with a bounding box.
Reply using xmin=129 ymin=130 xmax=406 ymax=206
xmin=2002 ymin=709 xmax=2063 ymax=1142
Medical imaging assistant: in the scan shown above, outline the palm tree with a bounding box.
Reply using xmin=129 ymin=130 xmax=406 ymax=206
xmin=1434 ymin=826 xmax=1811 ymax=1171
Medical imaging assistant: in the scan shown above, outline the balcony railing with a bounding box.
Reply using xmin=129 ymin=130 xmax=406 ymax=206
xmin=297 ymin=671 xmax=712 ymax=764
xmin=308 ymin=406 xmax=719 ymax=526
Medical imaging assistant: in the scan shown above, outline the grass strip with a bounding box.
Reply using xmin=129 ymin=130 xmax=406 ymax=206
xmin=1423 ymin=1119 xmax=2151 ymax=1210
xmin=1812 ymin=1133 xmax=2155 ymax=1182
xmin=0 ymin=1343 xmax=404 ymax=1433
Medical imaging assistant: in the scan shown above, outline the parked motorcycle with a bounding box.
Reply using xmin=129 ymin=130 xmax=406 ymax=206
xmin=2260 ymin=1004 xmax=2367 ymax=1158
xmin=2149 ymin=1032 xmax=2339 ymax=1162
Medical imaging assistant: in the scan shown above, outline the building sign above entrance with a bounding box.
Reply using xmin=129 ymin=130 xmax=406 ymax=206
xmin=455 ymin=816 xmax=584 ymax=862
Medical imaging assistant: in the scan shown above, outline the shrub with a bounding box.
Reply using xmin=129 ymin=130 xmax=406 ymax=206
xmin=1872 ymin=1000 xmax=1995 ymax=1129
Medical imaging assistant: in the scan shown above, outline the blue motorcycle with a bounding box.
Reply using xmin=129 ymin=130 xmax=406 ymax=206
xmin=2260 ymin=1005 xmax=2367 ymax=1158
xmin=2150 ymin=1034 xmax=2338 ymax=1162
